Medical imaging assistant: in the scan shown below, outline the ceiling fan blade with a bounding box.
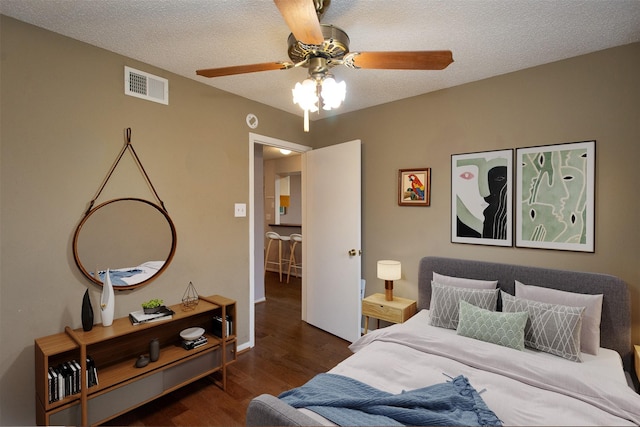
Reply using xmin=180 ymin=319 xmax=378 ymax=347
xmin=196 ymin=62 xmax=291 ymax=78
xmin=274 ymin=0 xmax=324 ymax=45
xmin=349 ymin=51 xmax=453 ymax=70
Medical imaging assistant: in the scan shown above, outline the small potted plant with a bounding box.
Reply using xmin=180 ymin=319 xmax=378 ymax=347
xmin=142 ymin=298 xmax=165 ymax=314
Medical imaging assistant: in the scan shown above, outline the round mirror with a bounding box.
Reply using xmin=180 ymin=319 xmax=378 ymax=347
xmin=73 ymin=198 xmax=177 ymax=289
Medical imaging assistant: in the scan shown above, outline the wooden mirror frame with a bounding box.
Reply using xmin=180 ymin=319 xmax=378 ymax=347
xmin=73 ymin=197 xmax=177 ymax=290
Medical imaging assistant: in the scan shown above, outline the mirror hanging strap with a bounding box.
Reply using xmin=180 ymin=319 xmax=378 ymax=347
xmin=86 ymin=128 xmax=168 ymax=215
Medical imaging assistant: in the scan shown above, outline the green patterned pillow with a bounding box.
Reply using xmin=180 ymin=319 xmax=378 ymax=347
xmin=457 ymin=300 xmax=528 ymax=351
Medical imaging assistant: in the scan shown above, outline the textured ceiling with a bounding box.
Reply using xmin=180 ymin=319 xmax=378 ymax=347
xmin=2 ymin=0 xmax=639 ymax=121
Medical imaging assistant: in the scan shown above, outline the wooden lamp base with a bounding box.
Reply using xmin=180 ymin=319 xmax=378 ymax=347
xmin=385 ymin=280 xmax=394 ymax=301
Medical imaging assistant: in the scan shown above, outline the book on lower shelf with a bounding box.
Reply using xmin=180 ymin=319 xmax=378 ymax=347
xmin=48 ymin=356 xmax=98 ymax=404
xmin=181 ymin=335 xmax=208 ymax=350
xmin=128 ymin=306 xmax=175 ymax=325
xmin=212 ymin=314 xmax=232 ymax=338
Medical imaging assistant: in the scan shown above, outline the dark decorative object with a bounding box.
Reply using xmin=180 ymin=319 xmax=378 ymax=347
xmin=81 ymin=289 xmax=94 ymax=331
xmin=149 ymin=338 xmax=160 ymax=362
xmin=135 ymin=355 xmax=150 ymax=368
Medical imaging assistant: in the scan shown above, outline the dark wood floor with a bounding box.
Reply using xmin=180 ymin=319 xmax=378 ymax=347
xmin=104 ymin=272 xmax=353 ymax=426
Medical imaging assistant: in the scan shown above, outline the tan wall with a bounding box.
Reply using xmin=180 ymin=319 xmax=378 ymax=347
xmin=2 ymin=13 xmax=639 ymax=425
xmin=0 ymin=16 xmax=309 ymax=424
xmin=316 ymin=42 xmax=640 ymax=347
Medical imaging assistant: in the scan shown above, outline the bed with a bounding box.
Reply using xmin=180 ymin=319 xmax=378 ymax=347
xmin=246 ymin=256 xmax=640 ymax=426
xmin=95 ymin=260 xmax=165 ymax=286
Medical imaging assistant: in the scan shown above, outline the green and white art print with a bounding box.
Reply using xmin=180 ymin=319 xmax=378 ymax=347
xmin=451 ymin=149 xmax=513 ymax=246
xmin=516 ymin=141 xmax=595 ymax=252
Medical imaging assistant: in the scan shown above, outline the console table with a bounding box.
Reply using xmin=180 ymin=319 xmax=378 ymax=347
xmin=34 ymin=295 xmax=235 ymax=426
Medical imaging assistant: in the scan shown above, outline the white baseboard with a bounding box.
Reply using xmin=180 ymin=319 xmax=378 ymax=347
xmin=238 ymin=341 xmax=252 ymax=352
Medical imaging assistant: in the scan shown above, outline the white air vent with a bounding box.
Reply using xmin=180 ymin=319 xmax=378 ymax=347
xmin=124 ymin=66 xmax=168 ymax=105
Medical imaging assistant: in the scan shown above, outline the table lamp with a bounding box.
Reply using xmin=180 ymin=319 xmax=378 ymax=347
xmin=377 ymin=260 xmax=401 ymax=301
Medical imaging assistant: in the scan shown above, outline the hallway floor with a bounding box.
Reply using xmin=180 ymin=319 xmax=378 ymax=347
xmin=104 ymin=272 xmax=352 ymax=426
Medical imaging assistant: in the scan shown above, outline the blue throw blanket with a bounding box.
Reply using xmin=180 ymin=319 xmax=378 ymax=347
xmin=279 ymin=373 xmax=502 ymax=426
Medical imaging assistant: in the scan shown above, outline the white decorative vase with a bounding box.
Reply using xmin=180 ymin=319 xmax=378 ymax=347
xmin=100 ymin=269 xmax=115 ymax=327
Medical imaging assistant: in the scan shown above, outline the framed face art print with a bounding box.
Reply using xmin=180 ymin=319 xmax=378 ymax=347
xmin=451 ymin=149 xmax=513 ymax=246
xmin=516 ymin=140 xmax=595 ymax=252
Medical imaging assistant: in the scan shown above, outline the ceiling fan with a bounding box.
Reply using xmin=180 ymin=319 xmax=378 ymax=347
xmin=196 ymin=0 xmax=453 ymax=129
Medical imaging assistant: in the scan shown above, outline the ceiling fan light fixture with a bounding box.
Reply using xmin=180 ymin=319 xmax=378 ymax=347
xmin=196 ymin=2 xmax=454 ymax=131
xmin=292 ymin=78 xmax=319 ymax=112
xmin=320 ymin=75 xmax=346 ymax=111
xmin=292 ymin=77 xmax=319 ymax=132
xmin=292 ymin=73 xmax=346 ymax=131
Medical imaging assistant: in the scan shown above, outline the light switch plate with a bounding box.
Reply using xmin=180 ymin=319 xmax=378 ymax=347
xmin=234 ymin=203 xmax=247 ymax=217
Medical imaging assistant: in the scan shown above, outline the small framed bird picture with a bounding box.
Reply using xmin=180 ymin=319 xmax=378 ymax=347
xmin=398 ymin=168 xmax=431 ymax=206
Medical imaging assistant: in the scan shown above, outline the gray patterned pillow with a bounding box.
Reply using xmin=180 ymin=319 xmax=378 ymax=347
xmin=457 ymin=300 xmax=528 ymax=351
xmin=515 ymin=280 xmax=602 ymax=355
xmin=429 ymin=282 xmax=499 ymax=329
xmin=501 ymin=291 xmax=585 ymax=362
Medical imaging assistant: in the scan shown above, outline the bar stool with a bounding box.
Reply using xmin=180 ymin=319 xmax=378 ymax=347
xmin=287 ymin=233 xmax=302 ymax=283
xmin=264 ymin=231 xmax=290 ymax=282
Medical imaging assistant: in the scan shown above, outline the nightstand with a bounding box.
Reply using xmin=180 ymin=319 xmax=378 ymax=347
xmin=362 ymin=293 xmax=417 ymax=334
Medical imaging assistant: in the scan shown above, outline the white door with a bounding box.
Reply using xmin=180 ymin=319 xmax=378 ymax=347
xmin=302 ymin=140 xmax=362 ymax=343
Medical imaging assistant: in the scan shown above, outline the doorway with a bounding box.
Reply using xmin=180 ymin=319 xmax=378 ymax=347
xmin=262 ymin=159 xmax=302 ymax=292
xmin=248 ymin=133 xmax=311 ymax=349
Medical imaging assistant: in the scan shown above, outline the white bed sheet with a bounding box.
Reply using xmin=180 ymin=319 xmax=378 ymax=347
xmin=415 ymin=310 xmax=628 ymax=386
xmin=110 ymin=260 xmax=164 ymax=286
xmin=324 ymin=310 xmax=640 ymax=426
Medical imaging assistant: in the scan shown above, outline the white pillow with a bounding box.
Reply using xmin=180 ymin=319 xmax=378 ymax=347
xmin=515 ymin=280 xmax=603 ymax=355
xmin=432 ymin=272 xmax=498 ymax=289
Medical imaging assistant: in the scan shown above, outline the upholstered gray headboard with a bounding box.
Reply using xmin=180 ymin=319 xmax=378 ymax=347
xmin=418 ymin=256 xmax=632 ymax=373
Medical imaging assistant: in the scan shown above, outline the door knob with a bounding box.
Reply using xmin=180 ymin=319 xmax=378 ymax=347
xmin=348 ymin=249 xmax=357 ymax=256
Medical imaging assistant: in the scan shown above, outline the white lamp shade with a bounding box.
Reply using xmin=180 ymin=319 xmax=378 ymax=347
xmin=292 ymin=79 xmax=319 ymax=112
xmin=377 ymin=260 xmax=401 ymax=280
xmin=320 ymin=76 xmax=346 ymax=111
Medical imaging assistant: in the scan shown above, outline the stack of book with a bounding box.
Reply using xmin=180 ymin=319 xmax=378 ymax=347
xmin=181 ymin=335 xmax=208 ymax=350
xmin=86 ymin=356 xmax=99 ymax=388
xmin=129 ymin=306 xmax=175 ymax=325
xmin=212 ymin=314 xmax=233 ymax=338
xmin=48 ymin=356 xmax=98 ymax=403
